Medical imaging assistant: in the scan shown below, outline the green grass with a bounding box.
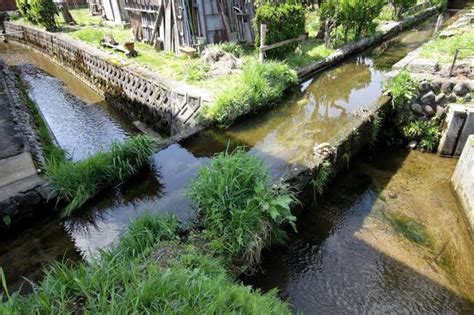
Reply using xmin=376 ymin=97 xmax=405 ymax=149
xmin=420 ymin=29 xmax=474 ymax=63
xmin=0 ymin=214 xmax=290 ymax=314
xmin=285 ymin=39 xmax=334 ymax=68
xmin=311 ymin=161 xmax=333 ymax=196
xmin=200 ymin=61 xmax=297 ymax=126
xmin=188 ymin=148 xmax=297 ymax=269
xmin=47 ymin=135 xmax=156 ymax=216
xmin=57 ymin=8 xmax=103 ymax=27
xmin=385 ymin=212 xmax=432 ymax=247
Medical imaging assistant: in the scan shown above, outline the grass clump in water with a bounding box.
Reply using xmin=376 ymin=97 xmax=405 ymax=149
xmin=188 ymin=148 xmax=298 ymax=268
xmin=200 ymin=61 xmax=297 ymax=126
xmin=0 ymin=214 xmax=290 ymax=314
xmin=385 ymin=212 xmax=432 ymax=247
xmin=47 ymin=135 xmax=156 ymax=216
xmin=311 ymin=161 xmax=333 ymax=196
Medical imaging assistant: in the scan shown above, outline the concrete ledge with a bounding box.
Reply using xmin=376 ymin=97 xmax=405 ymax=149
xmin=452 ymin=135 xmax=474 ymax=230
xmin=297 ymin=5 xmax=442 ymax=80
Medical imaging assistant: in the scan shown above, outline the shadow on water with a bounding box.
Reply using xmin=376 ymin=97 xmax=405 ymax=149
xmin=244 ymin=148 xmax=474 ymax=313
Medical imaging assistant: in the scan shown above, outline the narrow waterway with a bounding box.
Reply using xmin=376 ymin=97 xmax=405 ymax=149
xmin=0 ymin=12 xmax=463 ymax=298
xmin=246 ymin=149 xmax=474 ymax=313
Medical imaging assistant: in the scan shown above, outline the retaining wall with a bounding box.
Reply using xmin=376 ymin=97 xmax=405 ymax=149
xmin=5 ymin=22 xmax=213 ymax=136
xmin=452 ymin=135 xmax=474 ymax=230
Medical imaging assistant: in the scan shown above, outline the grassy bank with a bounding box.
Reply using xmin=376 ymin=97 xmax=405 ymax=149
xmin=48 ymin=135 xmax=156 ymax=216
xmin=1 ymin=149 xmax=296 ymax=313
xmin=0 ymin=214 xmax=290 ymax=313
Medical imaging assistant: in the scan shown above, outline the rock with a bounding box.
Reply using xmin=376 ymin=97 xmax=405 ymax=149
xmin=411 ymin=103 xmax=424 ymax=115
xmin=436 ymin=105 xmax=447 ymax=119
xmin=431 ymin=80 xmax=442 ymax=94
xmin=408 ymin=140 xmax=418 ymax=149
xmin=447 ymin=93 xmax=457 ymax=103
xmin=434 ymin=93 xmax=446 ymax=105
xmin=424 ymin=105 xmax=435 ymax=117
xmin=388 ymin=191 xmax=398 ymax=198
xmin=440 ymin=30 xmax=456 ymax=38
xmin=419 ymin=80 xmax=431 ymax=94
xmin=420 ymin=91 xmax=436 ymax=104
xmin=441 ymin=81 xmax=453 ymax=93
xmin=452 ymin=82 xmax=469 ymax=97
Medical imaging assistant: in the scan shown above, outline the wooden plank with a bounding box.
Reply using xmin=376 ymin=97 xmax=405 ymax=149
xmin=261 ymin=34 xmax=307 ymax=52
xmin=165 ymin=0 xmax=172 ymax=51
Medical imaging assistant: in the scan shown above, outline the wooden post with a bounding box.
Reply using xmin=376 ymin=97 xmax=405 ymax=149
xmin=259 ymin=24 xmax=267 ymax=63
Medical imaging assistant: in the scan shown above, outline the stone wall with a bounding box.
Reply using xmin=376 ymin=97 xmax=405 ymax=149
xmin=452 ymin=135 xmax=474 ymax=230
xmin=4 ymin=22 xmax=213 ymax=136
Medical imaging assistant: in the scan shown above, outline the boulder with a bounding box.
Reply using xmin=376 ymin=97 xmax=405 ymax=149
xmin=431 ymin=80 xmax=442 ymax=94
xmin=424 ymin=105 xmax=435 ymax=117
xmin=447 ymin=93 xmax=457 ymax=103
xmin=420 ymin=91 xmax=436 ymax=104
xmin=434 ymin=93 xmax=446 ymax=105
xmin=411 ymin=103 xmax=424 ymax=115
xmin=408 ymin=140 xmax=418 ymax=149
xmin=441 ymin=81 xmax=453 ymax=93
xmin=419 ymin=80 xmax=431 ymax=94
xmin=452 ymin=82 xmax=470 ymax=97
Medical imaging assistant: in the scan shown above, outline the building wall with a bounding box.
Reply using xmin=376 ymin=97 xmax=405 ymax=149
xmin=0 ymin=0 xmax=17 ymax=11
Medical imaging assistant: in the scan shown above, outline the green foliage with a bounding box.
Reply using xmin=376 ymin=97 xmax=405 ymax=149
xmin=384 ymin=70 xmax=418 ymax=110
xmin=16 ymin=0 xmax=31 ymax=19
xmin=402 ymin=120 xmax=441 ymax=152
xmin=47 ymin=135 xmax=156 ymax=216
xmin=420 ymin=30 xmax=474 ymax=63
xmin=218 ymin=41 xmax=244 ymax=58
xmin=254 ymin=3 xmax=306 ymax=59
xmin=0 ymin=215 xmax=290 ymax=314
xmin=27 ymin=0 xmax=57 ymax=31
xmin=320 ymin=0 xmax=384 ymax=45
xmin=385 ymin=212 xmax=432 ymax=247
xmin=311 ymin=161 xmax=333 ymax=196
xmin=188 ymin=148 xmax=297 ymax=267
xmin=389 ymin=0 xmax=417 ymax=19
xmin=201 ymin=60 xmax=297 ymax=126
xmin=184 ymin=61 xmax=209 ymax=82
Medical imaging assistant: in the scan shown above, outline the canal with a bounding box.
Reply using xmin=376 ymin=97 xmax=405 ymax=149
xmin=1 ymin=12 xmax=472 ymax=312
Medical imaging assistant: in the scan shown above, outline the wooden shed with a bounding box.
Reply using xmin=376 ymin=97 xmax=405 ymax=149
xmin=123 ymin=0 xmax=255 ymax=54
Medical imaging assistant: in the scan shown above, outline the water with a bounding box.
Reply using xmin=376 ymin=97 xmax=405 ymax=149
xmin=247 ymin=149 xmax=474 ymax=313
xmin=0 ymin=13 xmax=460 ymax=293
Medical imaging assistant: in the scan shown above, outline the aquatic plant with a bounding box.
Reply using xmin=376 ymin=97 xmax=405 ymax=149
xmin=370 ymin=112 xmax=383 ymax=146
xmin=200 ymin=60 xmax=297 ymax=126
xmin=384 ymin=70 xmax=418 ymax=110
xmin=311 ymin=161 xmax=333 ymax=196
xmin=47 ymin=135 xmax=156 ymax=217
xmin=402 ymin=120 xmax=441 ymax=152
xmin=0 ymin=214 xmax=290 ymax=314
xmin=385 ymin=212 xmax=432 ymax=247
xmin=188 ymin=148 xmax=297 ymax=268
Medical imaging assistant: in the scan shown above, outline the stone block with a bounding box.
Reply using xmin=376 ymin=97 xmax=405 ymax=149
xmin=455 ymin=110 xmax=474 ymax=156
xmin=438 ymin=105 xmax=467 ymax=156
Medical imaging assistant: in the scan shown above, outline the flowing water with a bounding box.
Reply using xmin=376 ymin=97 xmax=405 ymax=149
xmin=0 ymin=12 xmax=468 ymax=307
xmin=246 ymin=149 xmax=474 ymax=313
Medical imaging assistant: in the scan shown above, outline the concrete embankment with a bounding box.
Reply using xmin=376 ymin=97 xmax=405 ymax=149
xmin=452 ymin=135 xmax=474 ymax=230
xmin=0 ymin=62 xmax=52 ymax=231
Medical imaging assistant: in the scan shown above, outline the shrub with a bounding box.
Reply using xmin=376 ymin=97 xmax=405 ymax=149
xmin=402 ymin=120 xmax=441 ymax=152
xmin=28 ymin=0 xmax=57 ymax=31
xmin=200 ymin=60 xmax=297 ymax=126
xmin=390 ymin=0 xmax=417 ymax=19
xmin=320 ymin=0 xmax=384 ymax=45
xmin=47 ymin=135 xmax=156 ymax=216
xmin=16 ymin=0 xmax=31 ymax=19
xmin=384 ymin=70 xmax=418 ymax=110
xmin=188 ymin=148 xmax=297 ymax=267
xmin=254 ymin=3 xmax=306 ymax=59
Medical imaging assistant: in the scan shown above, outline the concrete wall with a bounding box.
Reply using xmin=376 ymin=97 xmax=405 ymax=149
xmin=452 ymin=135 xmax=474 ymax=230
xmin=5 ymin=22 xmax=212 ymax=136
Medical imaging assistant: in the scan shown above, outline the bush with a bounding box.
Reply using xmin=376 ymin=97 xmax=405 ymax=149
xmin=16 ymin=0 xmax=31 ymax=19
xmin=0 ymin=214 xmax=290 ymax=314
xmin=188 ymin=148 xmax=297 ymax=267
xmin=320 ymin=0 xmax=384 ymax=45
xmin=47 ymin=135 xmax=156 ymax=216
xmin=254 ymin=3 xmax=306 ymax=59
xmin=200 ymin=60 xmax=297 ymax=126
xmin=390 ymin=0 xmax=417 ymax=19
xmin=218 ymin=41 xmax=244 ymax=58
xmin=402 ymin=120 xmax=441 ymax=152
xmin=384 ymin=70 xmax=418 ymax=110
xmin=17 ymin=0 xmax=57 ymax=30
